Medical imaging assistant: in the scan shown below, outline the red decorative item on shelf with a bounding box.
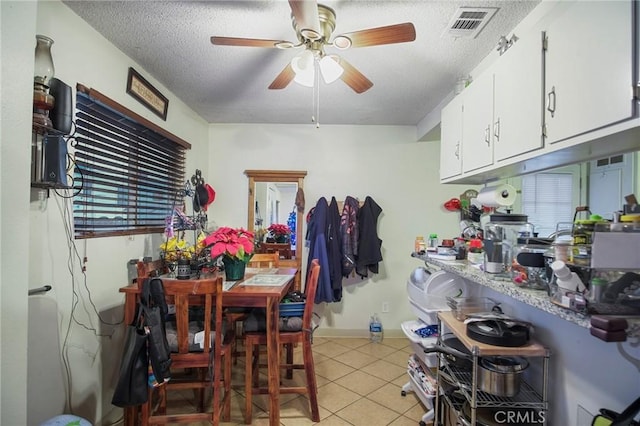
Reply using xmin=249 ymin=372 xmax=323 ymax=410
xmin=444 ymin=198 xmax=461 ymax=211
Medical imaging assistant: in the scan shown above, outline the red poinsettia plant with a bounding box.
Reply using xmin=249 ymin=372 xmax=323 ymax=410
xmin=203 ymin=226 xmax=254 ymax=262
xmin=267 ymin=223 xmax=290 ymax=238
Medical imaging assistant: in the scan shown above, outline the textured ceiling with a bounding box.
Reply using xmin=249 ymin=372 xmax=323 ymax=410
xmin=62 ymin=0 xmax=540 ymax=126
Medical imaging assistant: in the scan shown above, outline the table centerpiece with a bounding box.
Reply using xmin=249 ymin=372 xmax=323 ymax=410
xmin=203 ymin=226 xmax=254 ymax=281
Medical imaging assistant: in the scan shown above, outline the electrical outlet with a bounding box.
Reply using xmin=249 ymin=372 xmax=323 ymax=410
xmin=382 ymin=302 xmax=390 ymax=313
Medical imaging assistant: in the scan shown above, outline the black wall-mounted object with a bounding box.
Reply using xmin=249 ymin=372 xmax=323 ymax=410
xmin=43 ymin=134 xmax=68 ymax=186
xmin=49 ymin=78 xmax=72 ymax=135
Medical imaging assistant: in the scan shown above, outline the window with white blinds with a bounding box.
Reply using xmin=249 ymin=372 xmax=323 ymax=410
xmin=521 ymin=173 xmax=574 ymax=238
xmin=72 ymin=84 xmax=190 ymax=239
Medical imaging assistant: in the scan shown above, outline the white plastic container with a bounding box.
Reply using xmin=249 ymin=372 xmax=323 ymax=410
xmin=402 ymin=320 xmax=439 ymax=367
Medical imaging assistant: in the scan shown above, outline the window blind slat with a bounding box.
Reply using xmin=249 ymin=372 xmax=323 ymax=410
xmin=75 ymin=158 xmax=182 ymax=194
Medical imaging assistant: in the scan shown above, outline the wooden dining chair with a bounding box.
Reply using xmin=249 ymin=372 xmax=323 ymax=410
xmin=140 ymin=276 xmax=233 ymax=425
xmin=261 ymin=242 xmax=292 ymax=259
xmin=244 ymin=259 xmax=321 ymax=424
xmin=248 ymin=252 xmax=280 ymax=269
xmin=136 ymin=259 xmax=168 ymax=285
xmin=227 ymin=251 xmax=281 ymax=365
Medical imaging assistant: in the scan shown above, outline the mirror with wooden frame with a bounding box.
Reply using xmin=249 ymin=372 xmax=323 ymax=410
xmin=245 ymin=170 xmax=307 ymax=288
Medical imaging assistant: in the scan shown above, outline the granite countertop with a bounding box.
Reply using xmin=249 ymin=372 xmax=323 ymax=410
xmin=413 ymin=253 xmax=591 ymax=328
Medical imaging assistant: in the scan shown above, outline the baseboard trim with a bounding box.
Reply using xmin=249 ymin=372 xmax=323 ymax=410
xmin=313 ymin=328 xmax=405 ymax=339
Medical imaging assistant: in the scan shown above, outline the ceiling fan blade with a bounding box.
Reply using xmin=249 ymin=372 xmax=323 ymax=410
xmin=211 ymin=36 xmax=286 ymax=48
xmin=289 ymin=0 xmax=322 ymax=39
xmin=334 ymin=57 xmax=373 ymax=94
xmin=337 ymin=22 xmax=416 ymax=48
xmin=268 ymin=63 xmax=296 ymax=90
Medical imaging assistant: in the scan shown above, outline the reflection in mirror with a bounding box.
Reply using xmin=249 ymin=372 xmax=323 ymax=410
xmin=501 ymin=151 xmax=639 ymax=238
xmin=254 ymin=182 xmax=298 ymax=254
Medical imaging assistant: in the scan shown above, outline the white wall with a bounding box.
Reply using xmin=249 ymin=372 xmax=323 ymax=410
xmin=207 ymin=124 xmax=473 ymax=335
xmin=1 ymin=1 xmax=209 ymax=424
xmin=1 ymin=3 xmax=38 ymax=425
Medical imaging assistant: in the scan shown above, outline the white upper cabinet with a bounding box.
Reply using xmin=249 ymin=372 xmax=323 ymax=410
xmin=462 ymin=70 xmax=494 ymax=172
xmin=439 ymin=0 xmax=638 ymax=184
xmin=493 ymin=29 xmax=544 ymax=162
xmin=544 ymin=0 xmax=634 ymax=145
xmin=440 ymin=95 xmax=463 ymax=179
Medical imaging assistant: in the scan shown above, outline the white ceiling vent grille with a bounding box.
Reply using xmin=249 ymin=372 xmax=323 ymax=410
xmin=447 ymin=7 xmax=498 ymax=39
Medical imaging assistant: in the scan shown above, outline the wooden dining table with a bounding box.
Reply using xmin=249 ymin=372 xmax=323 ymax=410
xmin=119 ymin=266 xmax=297 ymax=426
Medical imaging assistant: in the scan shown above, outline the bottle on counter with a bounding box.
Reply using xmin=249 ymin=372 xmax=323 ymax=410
xmin=427 ymin=234 xmax=439 ymax=251
xmin=414 ymin=236 xmax=426 ymax=253
xmin=551 ymin=260 xmax=586 ymax=292
xmin=369 ymin=313 xmax=383 ymax=343
xmin=553 ymin=235 xmax=572 ymax=262
xmin=589 ymin=277 xmax=608 ymax=303
xmin=467 ymin=238 xmax=484 ymax=264
xmin=454 ymin=238 xmax=467 ymax=260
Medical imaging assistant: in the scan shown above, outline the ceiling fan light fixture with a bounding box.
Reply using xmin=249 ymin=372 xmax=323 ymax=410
xmin=333 ymin=35 xmax=352 ymax=50
xmin=300 ymin=28 xmax=322 ymax=40
xmin=293 ymin=69 xmax=315 ymax=87
xmin=291 ymin=50 xmax=316 ymax=87
xmin=319 ymin=55 xmax=343 ymax=83
xmin=291 ymin=50 xmax=315 ymax=73
xmin=275 ymin=41 xmax=295 ymax=49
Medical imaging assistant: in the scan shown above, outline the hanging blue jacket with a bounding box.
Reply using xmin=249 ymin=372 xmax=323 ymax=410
xmin=306 ymin=198 xmax=333 ymax=303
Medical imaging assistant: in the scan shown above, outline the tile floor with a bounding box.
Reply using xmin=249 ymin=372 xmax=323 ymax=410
xmin=167 ymin=337 xmax=434 ymax=425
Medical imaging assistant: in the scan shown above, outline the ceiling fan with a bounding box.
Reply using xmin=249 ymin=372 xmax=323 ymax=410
xmin=210 ymin=0 xmax=416 ymax=94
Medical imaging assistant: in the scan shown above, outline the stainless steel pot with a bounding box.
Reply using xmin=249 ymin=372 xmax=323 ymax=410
xmin=423 ymin=344 xmax=529 ymax=397
xmin=478 ymin=356 xmax=529 ymax=397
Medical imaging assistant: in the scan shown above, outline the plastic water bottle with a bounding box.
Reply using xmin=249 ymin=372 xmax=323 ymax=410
xmin=369 ymin=313 xmax=383 ymax=343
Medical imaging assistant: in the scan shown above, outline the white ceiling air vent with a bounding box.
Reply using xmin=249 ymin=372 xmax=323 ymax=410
xmin=446 ymin=7 xmax=498 ymax=39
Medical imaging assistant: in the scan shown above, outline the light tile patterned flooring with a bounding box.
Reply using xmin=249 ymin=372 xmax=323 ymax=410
xmin=168 ymin=337 xmax=433 ymax=425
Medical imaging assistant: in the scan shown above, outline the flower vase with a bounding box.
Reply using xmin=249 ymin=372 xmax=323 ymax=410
xmin=222 ymin=256 xmax=246 ymax=281
xmin=275 ymin=235 xmax=287 ymax=243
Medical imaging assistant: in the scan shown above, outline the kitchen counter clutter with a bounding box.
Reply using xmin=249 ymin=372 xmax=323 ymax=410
xmin=414 ymin=253 xmax=592 ymax=328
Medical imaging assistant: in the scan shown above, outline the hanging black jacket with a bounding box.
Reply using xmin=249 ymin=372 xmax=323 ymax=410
xmin=326 ymin=197 xmax=343 ymax=301
xmin=355 ymin=196 xmax=383 ymax=278
xmin=340 ymin=196 xmax=360 ymax=277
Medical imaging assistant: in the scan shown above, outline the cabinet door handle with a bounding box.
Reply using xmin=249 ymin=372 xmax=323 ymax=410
xmin=484 ymin=126 xmax=491 ymax=145
xmin=547 ymin=86 xmax=556 ymax=118
xmin=454 ymin=142 xmax=460 ymax=159
xmin=494 ymin=118 xmax=500 ymax=141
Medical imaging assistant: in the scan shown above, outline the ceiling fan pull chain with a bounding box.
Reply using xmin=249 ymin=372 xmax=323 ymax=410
xmin=312 ymin=59 xmax=320 ymax=128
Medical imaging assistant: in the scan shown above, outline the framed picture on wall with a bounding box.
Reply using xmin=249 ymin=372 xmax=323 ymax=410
xmin=126 ymin=67 xmax=169 ymax=121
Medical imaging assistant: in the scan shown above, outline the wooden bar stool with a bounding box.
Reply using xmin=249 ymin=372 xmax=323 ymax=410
xmin=243 ymin=259 xmax=320 ymax=424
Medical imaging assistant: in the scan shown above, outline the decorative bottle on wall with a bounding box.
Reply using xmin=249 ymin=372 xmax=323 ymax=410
xmin=33 ymin=34 xmax=55 ymax=128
